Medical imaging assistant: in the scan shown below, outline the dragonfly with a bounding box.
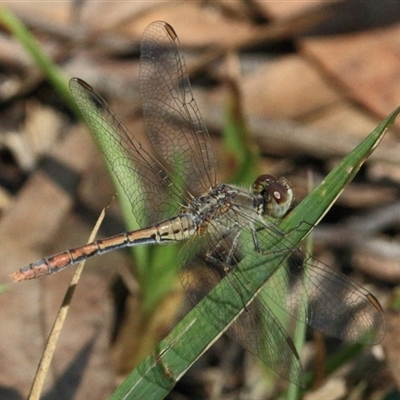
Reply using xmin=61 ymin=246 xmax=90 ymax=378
xmin=12 ymin=21 xmax=384 ymax=385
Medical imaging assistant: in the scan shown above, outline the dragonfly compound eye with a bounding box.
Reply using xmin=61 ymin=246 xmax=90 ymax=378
xmin=252 ymin=174 xmax=276 ymax=195
xmin=267 ymin=177 xmax=293 ymax=218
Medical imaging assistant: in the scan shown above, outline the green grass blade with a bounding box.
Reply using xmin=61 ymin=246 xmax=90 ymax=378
xmin=111 ymin=107 xmax=400 ymax=399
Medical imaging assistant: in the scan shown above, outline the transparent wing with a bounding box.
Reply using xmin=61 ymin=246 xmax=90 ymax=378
xmin=70 ymin=22 xmax=216 ymax=226
xmin=178 ymin=231 xmax=303 ymax=385
xmin=258 ymin=233 xmax=386 ymax=344
xmin=140 ymin=21 xmax=216 ymax=196
xmin=70 ymin=77 xmax=180 ymax=226
xmin=178 ymin=216 xmax=384 ymax=384
xmin=237 ymin=223 xmax=385 ymax=344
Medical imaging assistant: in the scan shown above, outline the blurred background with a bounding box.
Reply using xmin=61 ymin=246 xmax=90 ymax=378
xmin=1 ymin=1 xmax=400 ymax=399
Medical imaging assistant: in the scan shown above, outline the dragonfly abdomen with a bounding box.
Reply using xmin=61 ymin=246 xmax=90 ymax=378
xmin=11 ymin=214 xmax=197 ymax=282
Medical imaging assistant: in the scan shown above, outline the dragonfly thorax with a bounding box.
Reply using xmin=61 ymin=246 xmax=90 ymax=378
xmin=190 ymin=184 xmax=238 ymax=221
xmin=185 ymin=183 xmax=264 ymax=237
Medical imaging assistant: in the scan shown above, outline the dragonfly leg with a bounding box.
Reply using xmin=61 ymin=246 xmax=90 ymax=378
xmin=204 ymin=231 xmax=254 ymax=312
xmin=204 ymin=230 xmax=241 ymax=272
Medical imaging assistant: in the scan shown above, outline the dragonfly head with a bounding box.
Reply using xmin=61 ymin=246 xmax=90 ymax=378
xmin=252 ymin=174 xmax=294 ymax=218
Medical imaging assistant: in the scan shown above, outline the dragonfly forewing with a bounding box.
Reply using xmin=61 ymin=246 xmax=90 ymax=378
xmin=140 ymin=21 xmax=216 ymax=197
